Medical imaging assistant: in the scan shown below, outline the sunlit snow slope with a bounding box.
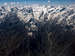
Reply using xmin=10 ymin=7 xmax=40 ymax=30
xmin=0 ymin=5 xmax=75 ymax=56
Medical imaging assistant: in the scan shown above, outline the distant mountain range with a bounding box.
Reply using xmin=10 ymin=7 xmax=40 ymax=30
xmin=0 ymin=5 xmax=75 ymax=56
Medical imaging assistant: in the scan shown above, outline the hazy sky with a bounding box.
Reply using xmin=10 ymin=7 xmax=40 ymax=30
xmin=0 ymin=0 xmax=75 ymax=5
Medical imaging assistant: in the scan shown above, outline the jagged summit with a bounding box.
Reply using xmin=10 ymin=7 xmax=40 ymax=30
xmin=0 ymin=4 xmax=75 ymax=56
xmin=0 ymin=5 xmax=75 ymax=24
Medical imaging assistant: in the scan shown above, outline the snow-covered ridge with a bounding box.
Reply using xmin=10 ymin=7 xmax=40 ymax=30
xmin=0 ymin=5 xmax=75 ymax=56
xmin=0 ymin=5 xmax=75 ymax=25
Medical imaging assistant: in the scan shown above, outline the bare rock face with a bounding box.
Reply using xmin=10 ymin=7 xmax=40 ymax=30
xmin=0 ymin=5 xmax=75 ymax=56
xmin=0 ymin=12 xmax=26 ymax=56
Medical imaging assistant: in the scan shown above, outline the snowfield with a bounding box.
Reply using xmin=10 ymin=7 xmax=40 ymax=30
xmin=0 ymin=5 xmax=75 ymax=56
xmin=0 ymin=5 xmax=75 ymax=25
